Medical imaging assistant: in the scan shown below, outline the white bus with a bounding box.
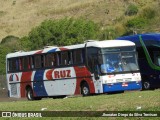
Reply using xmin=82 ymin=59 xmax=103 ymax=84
xmin=6 ymin=40 xmax=142 ymax=100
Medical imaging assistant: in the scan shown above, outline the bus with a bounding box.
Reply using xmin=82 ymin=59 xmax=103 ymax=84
xmin=6 ymin=40 xmax=141 ymax=100
xmin=116 ymin=33 xmax=160 ymax=90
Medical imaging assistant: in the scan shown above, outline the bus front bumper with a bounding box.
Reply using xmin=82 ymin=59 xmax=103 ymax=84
xmin=103 ymin=81 xmax=142 ymax=92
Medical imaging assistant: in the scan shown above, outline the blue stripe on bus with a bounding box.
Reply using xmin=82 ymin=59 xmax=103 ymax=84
xmin=33 ymin=70 xmax=48 ymax=97
xmin=47 ymin=48 xmax=57 ymax=53
xmin=103 ymin=82 xmax=142 ymax=92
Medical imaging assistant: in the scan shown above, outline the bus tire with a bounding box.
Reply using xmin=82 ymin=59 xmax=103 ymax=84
xmin=26 ymin=88 xmax=35 ymax=101
xmin=81 ymin=82 xmax=90 ymax=96
xmin=142 ymin=81 xmax=150 ymax=90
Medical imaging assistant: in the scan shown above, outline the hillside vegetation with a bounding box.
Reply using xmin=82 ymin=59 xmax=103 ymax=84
xmin=0 ymin=0 xmax=160 ymax=75
xmin=0 ymin=0 xmax=160 ymax=41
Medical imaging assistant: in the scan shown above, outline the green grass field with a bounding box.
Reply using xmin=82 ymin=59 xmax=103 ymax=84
xmin=0 ymin=89 xmax=159 ymax=119
xmin=1 ymin=90 xmax=160 ymax=111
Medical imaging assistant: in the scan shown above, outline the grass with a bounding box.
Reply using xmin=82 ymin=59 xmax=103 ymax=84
xmin=0 ymin=90 xmax=160 ymax=119
xmin=0 ymin=90 xmax=160 ymax=111
xmin=0 ymin=90 xmax=159 ymax=119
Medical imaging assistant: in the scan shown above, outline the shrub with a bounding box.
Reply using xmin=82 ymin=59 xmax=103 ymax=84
xmin=140 ymin=7 xmax=156 ymax=19
xmin=1 ymin=35 xmax=19 ymax=44
xmin=126 ymin=17 xmax=148 ymax=28
xmin=125 ymin=4 xmax=138 ymax=16
xmin=25 ymin=18 xmax=99 ymax=50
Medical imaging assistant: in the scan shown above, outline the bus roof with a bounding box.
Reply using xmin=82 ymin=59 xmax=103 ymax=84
xmin=6 ymin=40 xmax=135 ymax=58
xmin=116 ymin=33 xmax=160 ymax=42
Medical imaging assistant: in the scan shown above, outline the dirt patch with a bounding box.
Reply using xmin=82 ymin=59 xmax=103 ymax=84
xmin=0 ymin=97 xmax=27 ymax=102
xmin=0 ymin=89 xmax=8 ymax=97
xmin=0 ymin=89 xmax=27 ymax=102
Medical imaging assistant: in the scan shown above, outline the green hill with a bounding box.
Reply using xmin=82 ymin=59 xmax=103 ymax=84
xmin=0 ymin=0 xmax=160 ymax=41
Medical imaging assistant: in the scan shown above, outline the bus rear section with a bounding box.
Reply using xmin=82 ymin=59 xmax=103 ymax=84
xmin=6 ymin=40 xmax=141 ymax=100
xmin=116 ymin=33 xmax=160 ymax=90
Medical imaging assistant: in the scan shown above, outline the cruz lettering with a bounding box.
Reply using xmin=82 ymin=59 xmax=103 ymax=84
xmin=54 ymin=70 xmax=71 ymax=79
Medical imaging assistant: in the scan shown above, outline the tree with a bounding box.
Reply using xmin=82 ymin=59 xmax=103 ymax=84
xmin=21 ymin=18 xmax=99 ymax=50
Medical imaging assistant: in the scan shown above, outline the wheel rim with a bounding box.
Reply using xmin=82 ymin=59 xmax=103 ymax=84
xmin=83 ymin=86 xmax=89 ymax=95
xmin=144 ymin=82 xmax=150 ymax=89
xmin=27 ymin=89 xmax=33 ymax=100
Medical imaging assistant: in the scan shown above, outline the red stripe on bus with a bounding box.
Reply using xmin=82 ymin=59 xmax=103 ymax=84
xmin=35 ymin=50 xmax=43 ymax=54
xmin=74 ymin=66 xmax=95 ymax=94
xmin=59 ymin=47 xmax=68 ymax=51
xmin=20 ymin=72 xmax=32 ymax=97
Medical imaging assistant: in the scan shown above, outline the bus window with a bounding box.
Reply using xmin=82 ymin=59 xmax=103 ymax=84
xmin=45 ymin=54 xmax=52 ymax=67
xmin=19 ymin=58 xmax=22 ymax=70
xmin=34 ymin=55 xmax=42 ymax=68
xmin=68 ymin=51 xmax=73 ymax=65
xmin=41 ymin=55 xmax=44 ymax=67
xmin=30 ymin=56 xmax=35 ymax=69
xmin=87 ymin=47 xmax=99 ymax=72
xmin=54 ymin=53 xmax=58 ymax=66
xmin=15 ymin=58 xmax=19 ymax=71
xmin=45 ymin=53 xmax=58 ymax=67
xmin=22 ymin=57 xmax=29 ymax=70
xmin=8 ymin=58 xmax=19 ymax=72
xmin=73 ymin=49 xmax=83 ymax=64
xmin=61 ymin=51 xmax=69 ymax=65
xmin=154 ymin=51 xmax=160 ymax=66
xmin=57 ymin=53 xmax=61 ymax=66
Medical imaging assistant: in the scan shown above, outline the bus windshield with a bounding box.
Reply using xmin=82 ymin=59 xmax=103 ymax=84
xmin=100 ymin=47 xmax=139 ymax=74
xmin=143 ymin=39 xmax=160 ymax=67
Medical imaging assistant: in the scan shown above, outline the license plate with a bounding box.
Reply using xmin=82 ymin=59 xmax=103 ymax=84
xmin=122 ymin=83 xmax=128 ymax=87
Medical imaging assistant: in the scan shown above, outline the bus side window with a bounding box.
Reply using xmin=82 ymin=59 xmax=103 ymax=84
xmin=87 ymin=47 xmax=99 ymax=73
xmin=19 ymin=57 xmax=22 ymax=70
xmin=8 ymin=58 xmax=18 ymax=72
xmin=45 ymin=53 xmax=57 ymax=67
xmin=22 ymin=57 xmax=29 ymax=70
xmin=73 ymin=49 xmax=83 ymax=64
xmin=15 ymin=58 xmax=19 ymax=71
xmin=41 ymin=55 xmax=44 ymax=67
xmin=57 ymin=53 xmax=61 ymax=66
xmin=88 ymin=55 xmax=98 ymax=73
xmin=68 ymin=51 xmax=73 ymax=65
xmin=30 ymin=56 xmax=35 ymax=69
xmin=8 ymin=59 xmax=13 ymax=71
xmin=61 ymin=51 xmax=69 ymax=66
xmin=54 ymin=53 xmax=58 ymax=66
xmin=34 ymin=55 xmax=42 ymax=68
xmin=28 ymin=56 xmax=31 ymax=69
xmin=45 ymin=54 xmax=51 ymax=67
xmin=154 ymin=51 xmax=160 ymax=66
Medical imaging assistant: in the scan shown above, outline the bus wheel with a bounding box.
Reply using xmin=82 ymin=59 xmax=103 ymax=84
xmin=143 ymin=81 xmax=150 ymax=90
xmin=26 ymin=88 xmax=35 ymax=100
xmin=81 ymin=82 xmax=90 ymax=96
